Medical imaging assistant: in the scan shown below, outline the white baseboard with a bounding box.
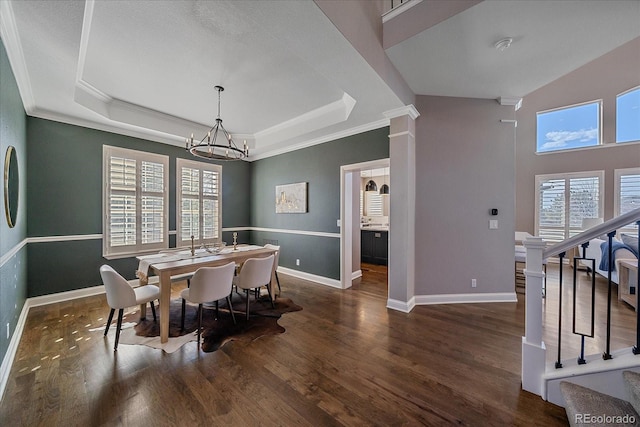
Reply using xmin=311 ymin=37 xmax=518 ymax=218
xmin=415 ymin=292 xmax=518 ymax=305
xmin=27 ymin=285 xmax=106 ymax=308
xmin=351 ymin=270 xmax=362 ymax=281
xmin=387 ymin=297 xmax=416 ymax=313
xmin=0 ymin=299 xmax=30 ymax=403
xmin=277 ymin=266 xmax=342 ymax=288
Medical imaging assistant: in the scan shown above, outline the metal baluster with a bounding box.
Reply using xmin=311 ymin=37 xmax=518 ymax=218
xmin=603 ymin=230 xmax=616 ymax=360
xmin=573 ymin=243 xmax=595 ymax=365
xmin=556 ymin=251 xmax=566 ymax=368
xmin=633 ymin=221 xmax=640 ymax=355
xmin=579 ymin=336 xmax=586 ymax=365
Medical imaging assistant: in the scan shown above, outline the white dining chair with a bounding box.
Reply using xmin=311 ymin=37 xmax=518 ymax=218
xmin=180 ymin=262 xmax=237 ymax=347
xmin=264 ymin=244 xmax=281 ymax=294
xmin=234 ymin=255 xmax=275 ymax=320
xmin=100 ymin=265 xmax=161 ymax=351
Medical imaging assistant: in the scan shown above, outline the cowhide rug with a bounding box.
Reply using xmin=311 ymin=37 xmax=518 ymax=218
xmin=118 ymin=295 xmax=301 ymax=353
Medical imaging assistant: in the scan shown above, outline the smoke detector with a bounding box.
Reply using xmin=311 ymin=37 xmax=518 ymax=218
xmin=494 ymin=37 xmax=513 ymax=52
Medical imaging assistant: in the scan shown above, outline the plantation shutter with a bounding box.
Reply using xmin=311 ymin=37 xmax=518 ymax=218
xmin=620 ymin=173 xmax=640 ymax=215
xmin=108 ymin=156 xmax=137 ymax=247
xmin=536 ymin=172 xmax=603 ymax=243
xmin=103 ymin=146 xmax=168 ymax=258
xmin=177 ymin=159 xmax=222 ymax=246
xmin=202 ymin=169 xmax=220 ymax=240
xmin=538 ymin=178 xmax=566 ymax=242
xmin=616 ymin=169 xmax=640 ymax=233
xmin=366 ymin=192 xmax=383 ymax=217
xmin=568 ymin=176 xmax=601 ymax=238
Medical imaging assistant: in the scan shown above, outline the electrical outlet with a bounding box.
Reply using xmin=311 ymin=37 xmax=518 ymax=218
xmin=471 ymin=279 xmax=477 ymax=288
xmin=296 ymin=259 xmax=300 ymax=266
xmin=6 ymin=323 xmax=9 ymax=339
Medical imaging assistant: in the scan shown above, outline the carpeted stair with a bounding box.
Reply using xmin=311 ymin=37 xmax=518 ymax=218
xmin=560 ymin=371 xmax=640 ymax=426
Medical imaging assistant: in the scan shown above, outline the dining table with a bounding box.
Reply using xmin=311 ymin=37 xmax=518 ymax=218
xmin=137 ymin=244 xmax=278 ymax=343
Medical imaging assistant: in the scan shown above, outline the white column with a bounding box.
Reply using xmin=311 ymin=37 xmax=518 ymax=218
xmin=385 ymin=106 xmax=419 ymax=311
xmin=521 ymin=236 xmax=547 ymax=397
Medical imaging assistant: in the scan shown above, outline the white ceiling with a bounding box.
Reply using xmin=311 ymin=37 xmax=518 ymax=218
xmin=386 ymin=0 xmax=640 ymax=99
xmin=1 ymin=0 xmax=639 ymax=160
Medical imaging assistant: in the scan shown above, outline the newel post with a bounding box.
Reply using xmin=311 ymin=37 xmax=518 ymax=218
xmin=522 ymin=236 xmax=547 ymax=397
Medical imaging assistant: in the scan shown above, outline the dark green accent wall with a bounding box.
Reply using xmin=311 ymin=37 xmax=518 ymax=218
xmin=26 ymin=118 xmax=251 ymax=296
xmin=250 ymin=127 xmax=389 ymax=278
xmin=0 ymin=38 xmax=28 ymax=364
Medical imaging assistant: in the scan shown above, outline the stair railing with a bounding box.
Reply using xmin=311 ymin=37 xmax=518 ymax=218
xmin=522 ymin=207 xmax=640 ymax=398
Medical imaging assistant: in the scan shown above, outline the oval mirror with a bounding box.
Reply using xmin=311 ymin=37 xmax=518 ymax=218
xmin=4 ymin=146 xmax=19 ymax=228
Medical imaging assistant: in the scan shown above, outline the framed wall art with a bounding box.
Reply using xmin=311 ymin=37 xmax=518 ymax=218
xmin=275 ymin=182 xmax=307 ymax=213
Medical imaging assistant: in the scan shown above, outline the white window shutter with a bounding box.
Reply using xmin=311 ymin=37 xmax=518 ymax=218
xmin=536 ymin=171 xmax=603 ymax=243
xmin=103 ymin=146 xmax=168 ymax=258
xmin=177 ymin=159 xmax=222 ymax=246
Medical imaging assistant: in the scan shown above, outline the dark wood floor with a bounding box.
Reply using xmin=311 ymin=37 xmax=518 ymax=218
xmin=2 ymin=262 xmax=635 ymax=426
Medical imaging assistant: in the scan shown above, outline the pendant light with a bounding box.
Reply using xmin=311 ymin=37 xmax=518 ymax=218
xmin=379 ymin=167 xmax=390 ymax=195
xmin=365 ymin=169 xmax=377 ymax=192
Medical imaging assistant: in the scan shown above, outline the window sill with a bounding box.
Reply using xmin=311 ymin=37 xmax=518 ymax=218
xmin=536 ymin=139 xmax=640 ymax=156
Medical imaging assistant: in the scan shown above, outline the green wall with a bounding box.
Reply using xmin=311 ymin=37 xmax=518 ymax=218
xmin=25 ymin=120 xmax=388 ymax=293
xmin=250 ymin=127 xmax=389 ymax=279
xmin=26 ymin=118 xmax=251 ymax=296
xmin=0 ymin=38 xmax=28 ymax=364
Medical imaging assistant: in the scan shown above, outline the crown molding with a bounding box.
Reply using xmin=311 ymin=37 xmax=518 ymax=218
xmin=383 ymin=104 xmax=420 ymax=120
xmin=0 ymin=0 xmax=36 ymax=114
xmin=497 ymin=97 xmax=523 ymax=110
xmin=29 ymin=107 xmax=188 ymax=149
xmin=253 ymin=92 xmax=356 ymax=148
xmin=248 ymin=117 xmax=390 ymax=161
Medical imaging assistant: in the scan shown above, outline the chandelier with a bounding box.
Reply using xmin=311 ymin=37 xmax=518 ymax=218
xmin=185 ymin=85 xmax=248 ymax=161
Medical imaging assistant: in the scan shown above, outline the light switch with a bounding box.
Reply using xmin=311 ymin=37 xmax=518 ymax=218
xmin=489 ymin=220 xmax=498 ymax=229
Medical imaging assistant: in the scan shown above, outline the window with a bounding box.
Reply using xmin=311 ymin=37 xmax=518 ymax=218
xmin=536 ymin=101 xmax=601 ymax=153
xmin=365 ymin=191 xmax=383 ymax=217
xmin=103 ymin=146 xmax=168 ymax=258
xmin=615 ymin=167 xmax=640 ymax=233
xmin=535 ymin=171 xmax=604 ymax=243
xmin=176 ymin=158 xmax=222 ymax=246
xmin=616 ymin=86 xmax=640 ymax=143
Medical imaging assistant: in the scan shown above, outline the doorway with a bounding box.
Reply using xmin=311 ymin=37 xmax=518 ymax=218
xmin=340 ymin=158 xmax=390 ymax=292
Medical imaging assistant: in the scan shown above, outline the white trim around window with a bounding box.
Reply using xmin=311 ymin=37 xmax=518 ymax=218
xmin=616 ymin=85 xmax=640 ymax=144
xmin=102 ymin=145 xmax=169 ymax=258
xmin=176 ymin=158 xmax=222 ymax=247
xmin=536 ymin=100 xmax=602 ymax=153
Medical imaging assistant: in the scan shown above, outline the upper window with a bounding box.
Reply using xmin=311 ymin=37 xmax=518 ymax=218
xmin=176 ymin=158 xmax=222 ymax=247
xmin=536 ymin=101 xmax=601 ymax=153
xmin=103 ymin=146 xmax=169 ymax=258
xmin=535 ymin=171 xmax=604 ymax=243
xmin=616 ymin=86 xmax=640 ymax=144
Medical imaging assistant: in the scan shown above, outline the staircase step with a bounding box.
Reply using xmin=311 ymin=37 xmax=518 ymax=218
xmin=560 ymin=381 xmax=639 ymax=426
xmin=624 ymin=371 xmax=640 ymax=416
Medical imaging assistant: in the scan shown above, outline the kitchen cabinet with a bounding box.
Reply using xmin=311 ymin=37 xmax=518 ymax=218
xmin=361 ymin=230 xmax=388 ymax=265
